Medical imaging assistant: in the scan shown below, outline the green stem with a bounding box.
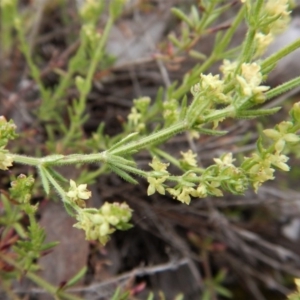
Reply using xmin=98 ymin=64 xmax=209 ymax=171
xmin=239 ymin=27 xmax=256 ymax=63
xmin=12 ymin=154 xmax=41 ymax=166
xmin=44 ymin=153 xmax=107 ymax=166
xmin=110 ymin=120 xmax=189 ymax=156
xmin=215 ymin=4 xmax=246 ymax=55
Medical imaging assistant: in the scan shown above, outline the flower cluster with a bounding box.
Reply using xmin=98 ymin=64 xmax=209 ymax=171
xmin=10 ymin=174 xmax=35 ymax=204
xmin=242 ymin=107 xmax=300 ymax=192
xmin=191 ymin=74 xmax=229 ymax=104
xmin=167 ymin=183 xmax=198 ymax=205
xmin=199 ymin=153 xmax=248 ymax=197
xmin=147 ymin=153 xmax=249 ymax=205
xmin=168 ymin=153 xmax=248 ymax=204
xmin=79 ymin=0 xmax=104 ymax=23
xmin=220 ymin=61 xmax=269 ymax=105
xmin=74 ymin=202 xmax=133 ymax=245
xmin=0 ymin=116 xmax=18 ymax=147
xmin=264 ymin=0 xmax=290 ymax=34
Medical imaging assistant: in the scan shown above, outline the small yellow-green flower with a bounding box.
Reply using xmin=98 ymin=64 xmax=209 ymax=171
xmin=167 ymin=186 xmax=197 ymax=204
xmin=133 ymin=97 xmax=151 ymax=114
xmin=181 ymin=150 xmax=197 ymax=167
xmin=74 ymin=202 xmax=132 ymax=245
xmin=147 ymin=176 xmax=168 ymax=195
xmin=254 ymin=32 xmax=274 ymax=57
xmin=248 ymin=154 xmax=275 ymax=192
xmin=149 ymin=157 xmax=169 ymax=174
xmin=268 ymin=153 xmax=290 ymax=171
xmin=200 ymin=74 xmax=228 ymax=103
xmin=128 ymin=107 xmax=142 ymax=126
xmin=264 ymin=121 xmax=300 ymax=153
xmin=220 ymin=60 xmax=238 ymax=80
xmin=265 ymin=0 xmax=290 ymax=34
xmin=214 ymin=152 xmax=235 ymax=167
xmin=196 ymin=184 xmax=208 ymax=198
xmin=66 ymin=180 xmax=92 ymax=201
xmin=177 ymin=186 xmax=197 ymax=204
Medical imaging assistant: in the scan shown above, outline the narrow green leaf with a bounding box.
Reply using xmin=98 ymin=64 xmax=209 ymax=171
xmin=236 ymin=107 xmax=281 ymax=119
xmin=171 ymin=7 xmax=193 ymax=27
xmin=108 ymin=164 xmax=138 ymax=184
xmin=155 ymin=86 xmax=164 ymax=108
xmin=214 ymin=269 xmax=227 ymax=283
xmin=266 ymin=76 xmax=300 ymax=100
xmin=38 ymin=166 xmax=50 ymax=195
xmin=256 ymin=136 xmax=264 ymax=155
xmin=46 ymin=168 xmax=68 ymax=183
xmin=107 ymin=154 xmax=136 ymax=167
xmin=40 ymin=241 xmax=60 ymax=251
xmin=111 ymin=288 xmax=120 ymax=300
xmin=63 ymin=266 xmax=87 ymax=289
xmin=63 ymin=202 xmax=77 ymax=217
xmin=108 ymin=132 xmax=139 ymax=152
xmin=13 ymin=223 xmax=28 ymax=239
xmin=191 ymin=5 xmax=200 ymax=27
xmin=180 ymin=96 xmax=187 ymax=120
xmin=201 ymin=290 xmax=211 ymax=300
xmin=195 ymin=127 xmax=227 ymax=136
xmin=168 ymin=33 xmax=182 ymax=48
xmin=189 ymin=49 xmax=207 ymax=60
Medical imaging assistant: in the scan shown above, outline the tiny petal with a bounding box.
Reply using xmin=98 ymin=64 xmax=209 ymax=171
xmin=284 ymin=133 xmax=300 ymax=143
xmin=147 ymin=183 xmax=156 ymax=196
xmin=99 ymin=222 xmax=110 ymax=237
xmin=263 ymin=129 xmax=281 ymax=140
xmin=275 ymin=139 xmax=285 ymax=153
xmin=66 ymin=190 xmax=77 ymax=198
